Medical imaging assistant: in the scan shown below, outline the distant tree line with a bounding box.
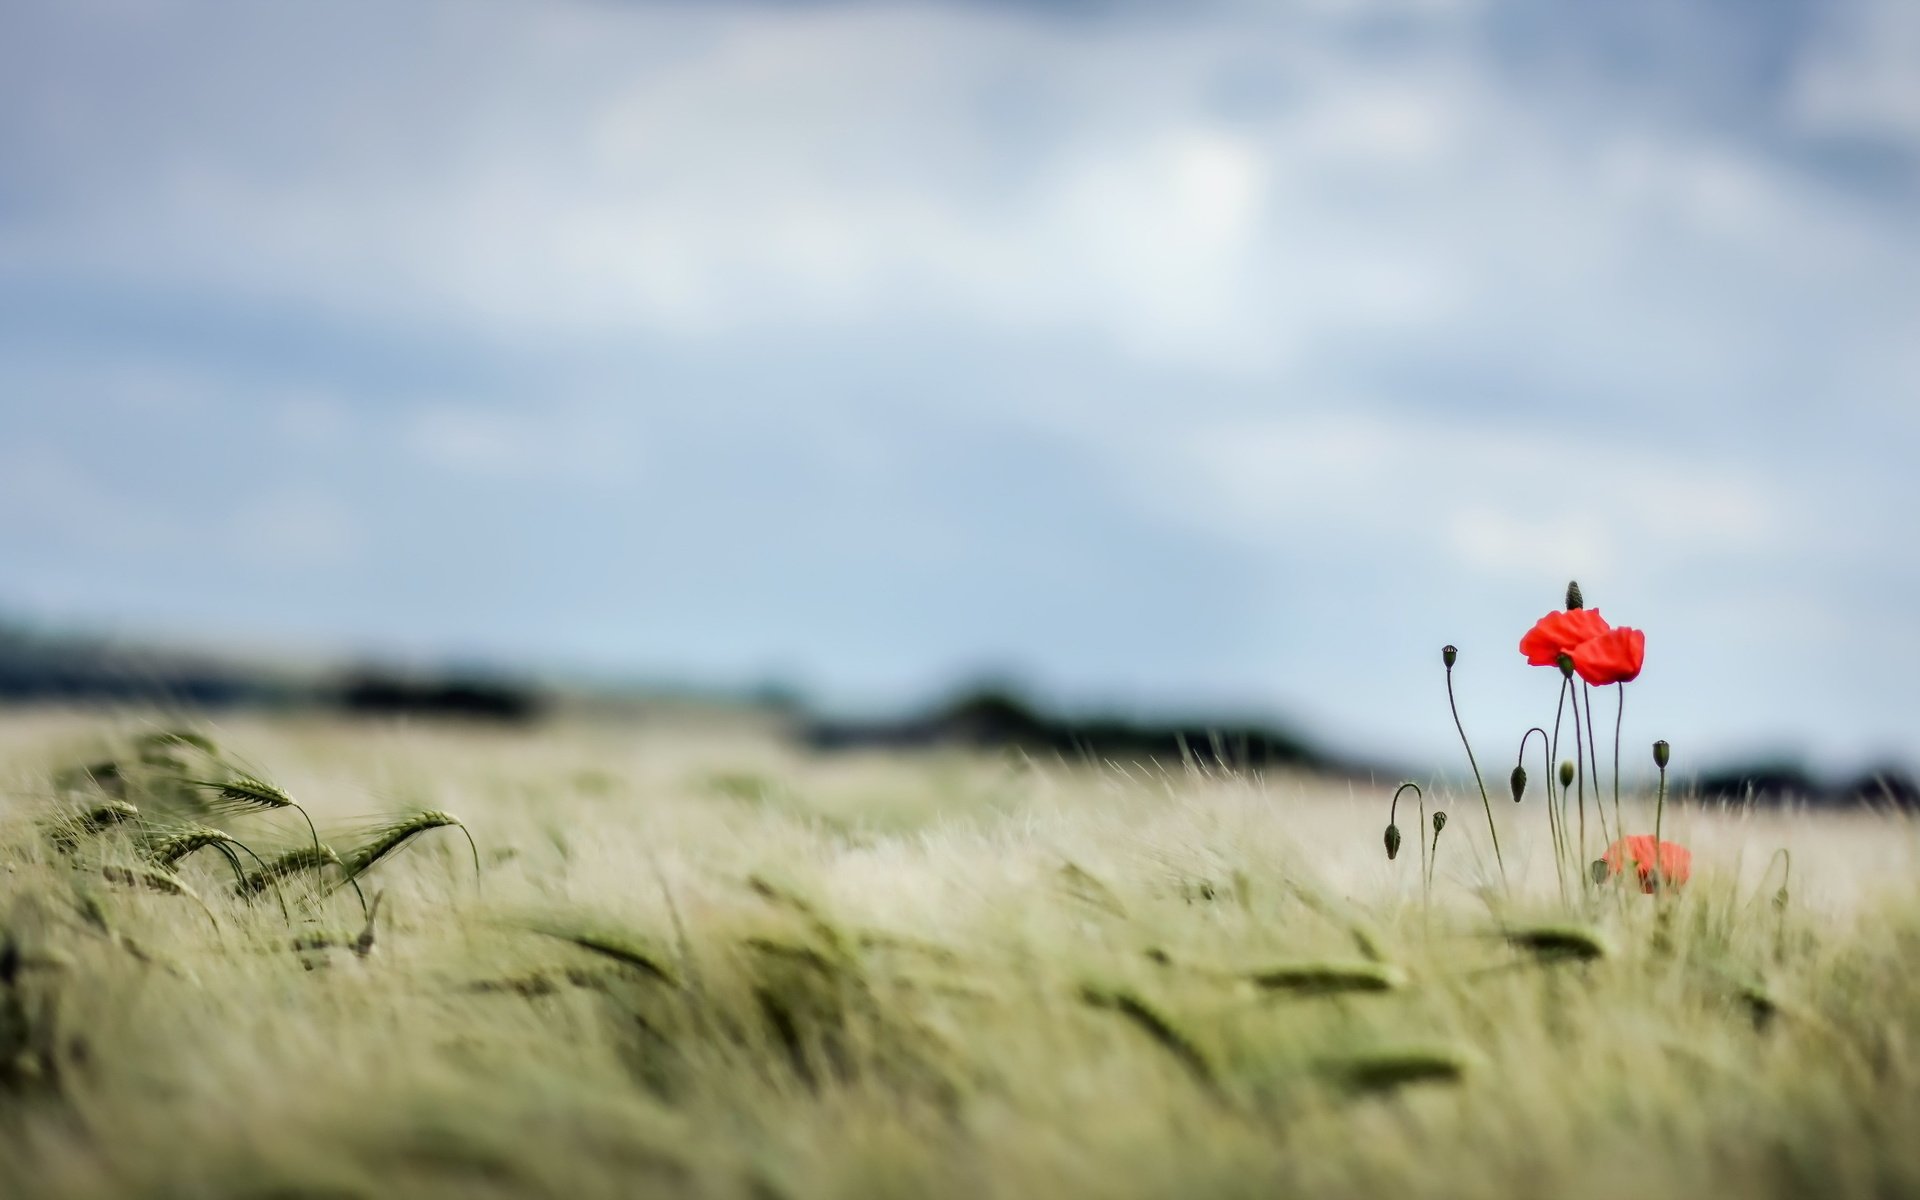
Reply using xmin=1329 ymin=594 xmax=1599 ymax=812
xmin=2 ymin=621 xmax=1913 ymax=804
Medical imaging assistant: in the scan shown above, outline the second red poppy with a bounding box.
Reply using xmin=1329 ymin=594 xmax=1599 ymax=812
xmin=1571 ymin=627 xmax=1645 ymax=686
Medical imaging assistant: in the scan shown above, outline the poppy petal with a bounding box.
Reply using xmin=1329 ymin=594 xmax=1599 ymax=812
xmin=1572 ymin=627 xmax=1645 ymax=686
xmin=1519 ymin=608 xmax=1612 ymax=666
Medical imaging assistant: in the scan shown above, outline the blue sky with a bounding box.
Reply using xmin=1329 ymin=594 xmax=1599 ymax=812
xmin=2 ymin=0 xmax=1917 ymax=772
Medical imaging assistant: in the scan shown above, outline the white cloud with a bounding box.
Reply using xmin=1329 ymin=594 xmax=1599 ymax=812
xmin=398 ymin=402 xmax=641 ymax=487
xmin=1789 ymin=0 xmax=1920 ymax=142
xmin=2 ymin=0 xmax=1913 ymax=406
xmin=227 ymin=490 xmax=360 ymax=568
xmin=1112 ymin=409 xmax=1791 ymax=588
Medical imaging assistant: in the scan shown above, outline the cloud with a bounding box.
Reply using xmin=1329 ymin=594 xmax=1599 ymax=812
xmin=1118 ymin=409 xmax=1790 ymax=581
xmin=397 ymin=402 xmax=644 ymax=488
xmin=1788 ymin=0 xmax=1920 ymax=143
xmin=1 ymin=0 xmax=1917 ymax=765
xmin=10 ymin=0 xmax=1909 ymax=380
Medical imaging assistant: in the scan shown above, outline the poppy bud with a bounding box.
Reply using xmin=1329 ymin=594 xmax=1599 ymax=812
xmin=1442 ymin=645 xmax=1457 ymax=669
xmin=1559 ymin=760 xmax=1575 ymax=789
xmin=1509 ymin=764 xmax=1527 ymax=803
xmin=1384 ymin=824 xmax=1402 ymax=860
xmin=1652 ymin=740 xmax=1670 ymax=769
xmin=1590 ymin=859 xmax=1610 ymax=886
xmin=1432 ymin=811 xmax=1447 ymax=833
xmin=1557 ymin=654 xmax=1576 ymax=679
xmin=1566 ymin=580 xmax=1584 ymax=610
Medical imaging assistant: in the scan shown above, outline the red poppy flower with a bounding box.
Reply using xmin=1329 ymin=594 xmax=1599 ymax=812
xmin=1601 ymin=836 xmax=1691 ymax=893
xmin=1518 ymin=608 xmax=1611 ymax=667
xmin=1571 ymin=626 xmax=1645 ymax=686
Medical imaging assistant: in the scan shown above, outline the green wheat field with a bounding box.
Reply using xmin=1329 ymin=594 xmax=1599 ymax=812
xmin=3 ymin=711 xmax=1917 ymax=1200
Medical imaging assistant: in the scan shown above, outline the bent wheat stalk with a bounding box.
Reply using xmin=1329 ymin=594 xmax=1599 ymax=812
xmin=144 ymin=825 xmax=287 ymax=919
xmin=337 ymin=811 xmax=479 ymax=889
xmin=185 ymin=776 xmax=324 ymax=861
xmin=102 ymin=863 xmax=220 ymax=930
xmin=236 ymin=845 xmax=368 ymax=918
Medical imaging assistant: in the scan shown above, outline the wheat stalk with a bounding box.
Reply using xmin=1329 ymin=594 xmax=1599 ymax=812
xmin=1246 ymin=961 xmax=1408 ymax=995
xmin=100 ymin=863 xmax=219 ymax=929
xmin=142 ymin=825 xmax=284 ymax=918
xmin=184 ymin=775 xmax=324 ymax=860
xmin=519 ymin=920 xmax=679 ymax=985
xmin=1319 ymin=1045 xmax=1473 ymax=1094
xmin=337 ymin=810 xmax=479 ymax=887
xmin=1080 ymin=984 xmax=1219 ymax=1098
xmin=45 ymin=800 xmax=140 ymax=853
xmin=1501 ymin=924 xmax=1612 ymax=964
xmin=233 ymin=845 xmax=364 ymax=916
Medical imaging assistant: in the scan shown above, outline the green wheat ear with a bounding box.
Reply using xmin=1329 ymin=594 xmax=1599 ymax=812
xmin=516 ymin=919 xmax=680 ymax=985
xmin=100 ymin=863 xmax=220 ymax=930
xmin=338 ymin=810 xmax=480 ymax=886
xmin=1246 ymin=961 xmax=1406 ymax=995
xmin=1318 ymin=1045 xmax=1475 ymax=1094
xmin=45 ymin=799 xmax=140 ymax=852
xmin=234 ymin=844 xmax=361 ymax=918
xmin=1502 ymin=924 xmax=1612 ymax=963
xmin=135 ymin=729 xmax=219 ymax=756
xmin=1080 ymin=984 xmax=1219 ymax=1097
xmin=139 ymin=825 xmax=283 ymax=917
xmin=184 ymin=775 xmax=325 ymax=859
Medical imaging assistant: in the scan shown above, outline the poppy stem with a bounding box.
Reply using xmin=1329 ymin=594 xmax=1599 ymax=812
xmin=1583 ymin=683 xmax=1610 ymax=846
xmin=1445 ymin=657 xmax=1507 ymax=891
xmin=1518 ymin=726 xmax=1564 ymax=904
xmin=1428 ymin=814 xmax=1444 ymax=897
xmin=1564 ymin=662 xmax=1587 ymax=878
xmin=1653 ymin=752 xmax=1668 ymax=895
xmin=1388 ymin=782 xmax=1427 ymax=905
xmin=1548 ymin=675 xmax=1570 ymax=878
xmin=1415 ymin=783 xmax=1428 ymax=904
xmin=1612 ymin=685 xmax=1626 ymax=858
xmin=1420 ymin=789 xmax=1429 ymax=905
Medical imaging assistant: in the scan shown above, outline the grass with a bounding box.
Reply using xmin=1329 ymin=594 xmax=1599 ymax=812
xmin=1 ymin=709 xmax=1917 ymax=1199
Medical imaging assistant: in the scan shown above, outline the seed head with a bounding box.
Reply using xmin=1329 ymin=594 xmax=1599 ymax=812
xmin=1566 ymin=580 xmax=1584 ymax=610
xmin=1384 ymin=824 xmax=1402 ymax=860
xmin=1432 ymin=810 xmax=1447 ymax=833
xmin=1590 ymin=859 xmax=1610 ymax=886
xmin=1559 ymin=760 xmax=1575 ymax=789
xmin=1557 ymin=653 xmax=1575 ymax=679
xmin=1509 ymin=764 xmax=1527 ymax=803
xmin=1442 ymin=644 xmax=1458 ymax=669
xmin=1653 ymin=739 xmax=1671 ymax=769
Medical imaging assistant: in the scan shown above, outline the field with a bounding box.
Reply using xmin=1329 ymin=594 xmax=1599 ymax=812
xmin=3 ymin=711 xmax=1919 ymax=1200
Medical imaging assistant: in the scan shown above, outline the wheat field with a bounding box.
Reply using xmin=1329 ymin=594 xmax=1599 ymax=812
xmin=2 ymin=710 xmax=1917 ymax=1200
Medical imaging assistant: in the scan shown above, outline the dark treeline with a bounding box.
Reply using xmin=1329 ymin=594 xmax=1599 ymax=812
xmin=2 ymin=621 xmax=1913 ymax=805
xmin=0 ymin=623 xmax=540 ymax=723
xmin=803 ymin=686 xmax=1340 ymax=773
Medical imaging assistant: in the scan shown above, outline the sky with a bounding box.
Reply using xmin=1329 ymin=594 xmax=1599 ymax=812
xmin=2 ymin=0 xmax=1918 ymax=775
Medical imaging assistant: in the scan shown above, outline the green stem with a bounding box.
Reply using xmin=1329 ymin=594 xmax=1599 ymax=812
xmin=1429 ymin=818 xmax=1443 ymax=896
xmin=1548 ymin=676 xmax=1569 ymax=872
xmin=1519 ymin=726 xmax=1564 ymax=904
xmin=1612 ymin=685 xmax=1626 ymax=852
xmin=1567 ymin=668 xmax=1587 ymax=876
xmin=1446 ymin=662 xmax=1506 ymax=890
xmin=1583 ymin=684 xmax=1611 ymax=846
xmin=1653 ymin=760 xmax=1668 ymax=894
xmin=1583 ymin=683 xmax=1603 ymax=807
xmin=1390 ymin=782 xmax=1424 ymax=902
